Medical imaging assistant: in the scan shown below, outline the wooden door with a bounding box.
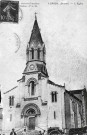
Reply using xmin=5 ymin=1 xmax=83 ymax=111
xmin=29 ymin=117 xmax=35 ymax=130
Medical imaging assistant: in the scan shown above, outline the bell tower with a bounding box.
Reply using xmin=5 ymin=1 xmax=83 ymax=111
xmin=23 ymin=14 xmax=48 ymax=78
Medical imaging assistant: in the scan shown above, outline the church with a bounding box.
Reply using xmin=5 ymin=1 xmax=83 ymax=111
xmin=1 ymin=15 xmax=87 ymax=135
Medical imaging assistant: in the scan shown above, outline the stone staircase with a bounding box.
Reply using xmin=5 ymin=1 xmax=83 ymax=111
xmin=16 ymin=128 xmax=40 ymax=135
xmin=16 ymin=127 xmax=25 ymax=135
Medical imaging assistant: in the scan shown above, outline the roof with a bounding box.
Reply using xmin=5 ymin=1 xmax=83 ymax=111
xmin=37 ymin=64 xmax=48 ymax=77
xmin=29 ymin=17 xmax=43 ymax=48
xmin=65 ymin=90 xmax=82 ymax=103
xmin=47 ymin=80 xmax=64 ymax=87
xmin=17 ymin=76 xmax=25 ymax=82
xmin=4 ymin=86 xmax=18 ymax=94
xmin=69 ymin=88 xmax=86 ymax=94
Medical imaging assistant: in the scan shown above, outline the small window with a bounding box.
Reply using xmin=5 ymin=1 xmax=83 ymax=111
xmin=29 ymin=81 xmax=36 ymax=96
xmin=0 ymin=91 xmax=1 ymax=103
xmin=30 ymin=81 xmax=34 ymax=95
xmin=28 ymin=86 xmax=30 ymax=96
xmin=9 ymin=96 xmax=11 ymax=106
xmin=10 ymin=114 xmax=12 ymax=121
xmin=51 ymin=92 xmax=57 ymax=102
xmin=9 ymin=96 xmax=14 ymax=106
xmin=54 ymin=111 xmax=56 ymax=119
xmin=37 ymin=48 xmax=40 ymax=59
xmin=52 ymin=92 xmax=54 ymax=102
xmin=55 ymin=92 xmax=57 ymax=102
xmin=31 ymin=48 xmax=34 ymax=59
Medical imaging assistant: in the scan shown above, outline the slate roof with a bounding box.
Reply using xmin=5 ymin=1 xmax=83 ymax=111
xmin=65 ymin=90 xmax=82 ymax=103
xmin=4 ymin=86 xmax=18 ymax=94
xmin=69 ymin=89 xmax=85 ymax=94
xmin=29 ymin=17 xmax=43 ymax=48
xmin=47 ymin=80 xmax=64 ymax=87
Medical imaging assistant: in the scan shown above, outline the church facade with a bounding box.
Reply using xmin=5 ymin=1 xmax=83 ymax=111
xmin=2 ymin=15 xmax=87 ymax=135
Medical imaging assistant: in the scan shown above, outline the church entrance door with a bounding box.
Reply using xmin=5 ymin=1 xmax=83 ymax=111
xmin=29 ymin=117 xmax=35 ymax=130
xmin=21 ymin=103 xmax=41 ymax=130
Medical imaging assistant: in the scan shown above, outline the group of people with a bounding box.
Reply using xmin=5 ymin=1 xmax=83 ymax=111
xmin=10 ymin=128 xmax=27 ymax=135
xmin=10 ymin=128 xmax=44 ymax=135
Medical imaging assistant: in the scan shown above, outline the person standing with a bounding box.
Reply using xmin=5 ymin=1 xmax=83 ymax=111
xmin=22 ymin=129 xmax=27 ymax=135
xmin=10 ymin=129 xmax=16 ymax=135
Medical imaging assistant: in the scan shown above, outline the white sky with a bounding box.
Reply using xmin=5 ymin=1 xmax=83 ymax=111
xmin=0 ymin=0 xmax=87 ymax=92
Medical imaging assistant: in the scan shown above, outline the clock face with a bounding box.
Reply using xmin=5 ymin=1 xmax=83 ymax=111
xmin=29 ymin=64 xmax=35 ymax=70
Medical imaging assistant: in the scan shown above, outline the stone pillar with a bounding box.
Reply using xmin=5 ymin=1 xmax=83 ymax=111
xmin=29 ymin=50 xmax=32 ymax=61
xmin=40 ymin=50 xmax=43 ymax=61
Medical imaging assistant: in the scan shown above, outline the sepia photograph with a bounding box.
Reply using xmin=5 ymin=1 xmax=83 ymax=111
xmin=0 ymin=0 xmax=87 ymax=135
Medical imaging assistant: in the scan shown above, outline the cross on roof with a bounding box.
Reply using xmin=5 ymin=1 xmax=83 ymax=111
xmin=35 ymin=12 xmax=37 ymax=20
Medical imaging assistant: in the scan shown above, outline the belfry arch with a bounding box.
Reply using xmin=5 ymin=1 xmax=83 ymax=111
xmin=26 ymin=78 xmax=38 ymax=86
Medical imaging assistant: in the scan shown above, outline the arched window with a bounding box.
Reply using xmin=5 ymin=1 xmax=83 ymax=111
xmin=31 ymin=48 xmax=34 ymax=59
xmin=37 ymin=48 xmax=40 ymax=59
xmin=26 ymin=109 xmax=36 ymax=116
xmin=29 ymin=81 xmax=35 ymax=96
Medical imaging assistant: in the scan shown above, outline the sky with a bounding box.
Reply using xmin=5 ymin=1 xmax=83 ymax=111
xmin=0 ymin=0 xmax=87 ymax=92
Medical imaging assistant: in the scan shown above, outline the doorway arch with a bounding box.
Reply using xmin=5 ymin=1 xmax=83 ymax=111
xmin=21 ymin=103 xmax=41 ymax=130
